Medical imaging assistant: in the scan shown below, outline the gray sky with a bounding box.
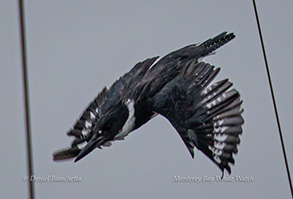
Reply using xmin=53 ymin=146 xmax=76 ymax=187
xmin=1 ymin=0 xmax=293 ymax=198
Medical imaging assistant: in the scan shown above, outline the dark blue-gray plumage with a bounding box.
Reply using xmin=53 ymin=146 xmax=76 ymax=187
xmin=53 ymin=32 xmax=244 ymax=174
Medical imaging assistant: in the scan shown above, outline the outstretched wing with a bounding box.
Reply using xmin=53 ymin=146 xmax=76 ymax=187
xmin=53 ymin=87 xmax=108 ymax=160
xmin=152 ymin=61 xmax=244 ymax=173
xmin=53 ymin=57 xmax=159 ymax=161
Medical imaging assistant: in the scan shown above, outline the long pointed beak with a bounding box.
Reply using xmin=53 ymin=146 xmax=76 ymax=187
xmin=74 ymin=134 xmax=103 ymax=162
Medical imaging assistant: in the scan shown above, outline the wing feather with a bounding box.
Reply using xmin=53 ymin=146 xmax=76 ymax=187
xmin=152 ymin=61 xmax=244 ymax=173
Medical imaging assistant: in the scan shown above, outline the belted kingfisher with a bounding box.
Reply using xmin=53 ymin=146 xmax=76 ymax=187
xmin=53 ymin=32 xmax=244 ymax=174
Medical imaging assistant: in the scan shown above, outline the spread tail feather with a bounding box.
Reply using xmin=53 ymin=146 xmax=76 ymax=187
xmin=198 ymin=32 xmax=236 ymax=56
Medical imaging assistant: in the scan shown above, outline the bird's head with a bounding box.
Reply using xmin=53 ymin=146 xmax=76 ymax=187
xmin=74 ymin=99 xmax=134 ymax=162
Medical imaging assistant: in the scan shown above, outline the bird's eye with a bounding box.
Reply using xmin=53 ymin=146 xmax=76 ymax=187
xmin=103 ymin=124 xmax=111 ymax=131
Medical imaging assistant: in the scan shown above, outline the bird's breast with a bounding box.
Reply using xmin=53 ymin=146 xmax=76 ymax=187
xmin=114 ymin=99 xmax=136 ymax=140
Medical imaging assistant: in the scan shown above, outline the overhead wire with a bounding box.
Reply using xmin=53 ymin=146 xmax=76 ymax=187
xmin=252 ymin=0 xmax=293 ymax=197
xmin=18 ymin=0 xmax=35 ymax=198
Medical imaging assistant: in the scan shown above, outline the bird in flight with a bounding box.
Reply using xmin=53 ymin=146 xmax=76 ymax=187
xmin=53 ymin=32 xmax=244 ymax=174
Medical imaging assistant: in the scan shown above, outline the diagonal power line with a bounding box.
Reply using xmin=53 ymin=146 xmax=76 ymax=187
xmin=18 ymin=0 xmax=35 ymax=199
xmin=252 ymin=0 xmax=293 ymax=197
